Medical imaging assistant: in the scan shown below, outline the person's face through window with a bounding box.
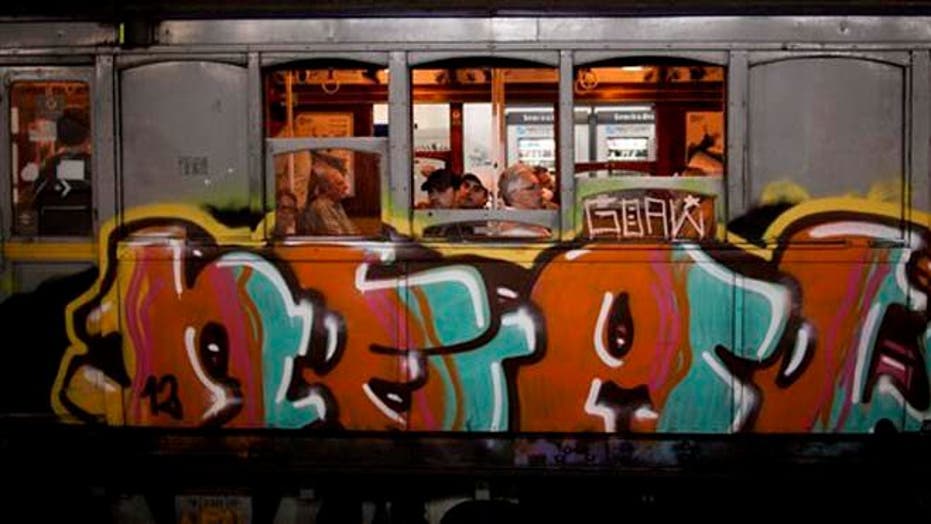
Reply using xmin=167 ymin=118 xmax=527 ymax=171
xmin=509 ymin=171 xmax=543 ymax=210
xmin=457 ymin=180 xmax=488 ymax=209
xmin=320 ymin=167 xmax=350 ymax=201
xmin=428 ymin=185 xmax=456 ymax=209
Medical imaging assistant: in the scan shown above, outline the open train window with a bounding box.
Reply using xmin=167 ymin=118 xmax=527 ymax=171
xmin=263 ymin=61 xmax=388 ymax=239
xmin=573 ymin=59 xmax=725 ymax=243
xmin=9 ymin=79 xmax=92 ymax=237
xmin=411 ymin=58 xmax=559 ymax=241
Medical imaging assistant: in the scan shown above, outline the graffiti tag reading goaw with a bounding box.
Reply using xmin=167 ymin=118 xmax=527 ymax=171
xmin=583 ymin=190 xmax=714 ymax=240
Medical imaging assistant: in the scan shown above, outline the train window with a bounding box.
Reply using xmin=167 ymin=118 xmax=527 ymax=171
xmin=740 ymin=56 xmax=905 ymax=245
xmin=573 ymin=61 xmax=725 ymax=243
xmin=271 ymin=148 xmax=383 ymax=237
xmin=412 ymin=60 xmax=559 ymax=240
xmin=264 ymin=63 xmax=388 ymax=239
xmin=9 ymin=80 xmax=92 ymax=236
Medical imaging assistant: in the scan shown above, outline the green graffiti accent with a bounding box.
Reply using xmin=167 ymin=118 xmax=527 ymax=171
xmin=399 ymin=266 xmax=491 ymax=347
xmin=400 ymin=265 xmax=532 ymax=431
xmin=430 ymin=309 xmax=536 ymax=431
xmin=229 ymin=254 xmax=322 ymax=428
xmin=736 ymin=276 xmax=790 ymax=363
xmin=661 ymin=246 xmax=790 ymax=433
xmin=659 ymin=253 xmax=734 ymax=432
xmin=837 ymin=249 xmax=921 ymax=432
xmin=429 ymin=356 xmax=458 ymax=429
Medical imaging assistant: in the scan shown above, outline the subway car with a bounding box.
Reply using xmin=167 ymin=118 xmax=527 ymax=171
xmin=1 ymin=4 xmax=930 ymax=520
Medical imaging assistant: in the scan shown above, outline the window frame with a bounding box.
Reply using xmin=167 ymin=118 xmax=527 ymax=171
xmin=260 ymin=54 xmax=391 ymax=242
xmin=0 ymin=65 xmax=98 ymax=242
xmin=569 ymin=51 xmax=729 ymax=244
xmin=408 ymin=51 xmax=562 ymax=242
xmin=264 ymin=136 xmax=389 ymax=241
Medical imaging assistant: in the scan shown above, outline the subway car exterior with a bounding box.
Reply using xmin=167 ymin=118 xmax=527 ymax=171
xmin=2 ymin=7 xmax=931 ymax=519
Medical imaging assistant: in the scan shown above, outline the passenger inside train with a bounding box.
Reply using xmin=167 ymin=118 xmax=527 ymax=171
xmin=299 ymin=157 xmax=360 ymax=236
xmin=420 ymin=168 xmax=461 ymax=209
xmin=456 ymin=173 xmax=490 ymax=209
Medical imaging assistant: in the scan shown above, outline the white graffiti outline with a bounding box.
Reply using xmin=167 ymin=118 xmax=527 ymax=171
xmin=809 ymin=222 xmax=927 ymax=312
xmin=362 ymin=382 xmax=405 ymax=426
xmin=702 ymin=350 xmax=757 ymax=432
xmin=593 ymin=292 xmax=624 ymax=368
xmin=184 ymin=326 xmax=240 ymax=421
xmin=852 ymin=302 xmax=883 ymax=404
xmin=355 ymin=263 xmax=488 ymax=330
xmin=784 ymin=322 xmax=813 ymax=379
xmin=216 ymin=256 xmax=319 ymax=416
xmin=584 ymin=378 xmax=617 ymax=432
xmin=684 ymin=245 xmax=789 ymax=360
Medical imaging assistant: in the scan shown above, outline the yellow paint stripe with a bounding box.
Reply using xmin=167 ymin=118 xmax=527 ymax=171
xmin=3 ymin=241 xmax=96 ymax=262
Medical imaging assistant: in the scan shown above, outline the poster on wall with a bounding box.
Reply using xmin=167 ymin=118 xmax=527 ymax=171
xmin=295 ymin=112 xmax=355 ymax=196
xmin=684 ymin=111 xmax=724 ymax=176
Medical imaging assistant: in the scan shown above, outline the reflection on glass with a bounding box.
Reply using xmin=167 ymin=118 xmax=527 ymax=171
xmin=10 ymin=80 xmax=92 ymax=236
xmin=273 ymin=149 xmax=381 ymax=238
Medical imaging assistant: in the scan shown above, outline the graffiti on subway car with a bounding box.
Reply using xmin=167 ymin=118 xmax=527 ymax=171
xmin=6 ymin=196 xmax=918 ymax=434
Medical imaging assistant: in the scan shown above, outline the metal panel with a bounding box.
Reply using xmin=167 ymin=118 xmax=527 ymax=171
xmin=268 ymin=137 xmax=389 ymax=155
xmin=156 ymin=17 xmax=931 ymax=47
xmin=749 ymin=50 xmax=910 ymax=67
xmin=576 ymin=50 xmax=728 ymax=66
xmin=94 ymin=55 xmax=116 ymax=232
xmin=727 ymin=51 xmax=749 ymax=226
xmin=539 ymin=17 xmax=931 ymax=45
xmin=0 ymin=55 xmax=95 ymax=66
xmin=412 ymin=208 xmax=559 ymax=237
xmin=159 ymin=18 xmax=541 ymax=46
xmin=389 ymin=51 xmax=411 ymax=237
xmin=409 ymin=50 xmax=559 ymax=67
xmin=120 ymin=61 xmax=250 ymax=212
xmin=559 ymin=50 xmax=574 ymax=241
xmin=261 ymin=52 xmax=389 ymax=68
xmin=909 ymin=51 xmax=930 ymax=217
xmin=0 ymin=22 xmax=116 ymax=49
xmin=116 ymin=54 xmax=247 ymax=69
xmin=747 ymin=55 xmax=905 ymax=233
xmin=247 ymin=52 xmax=263 ymax=219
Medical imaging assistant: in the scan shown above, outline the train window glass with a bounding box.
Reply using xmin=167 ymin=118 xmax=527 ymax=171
xmin=9 ymin=81 xmax=92 ymax=236
xmin=412 ymin=62 xmax=559 ymax=241
xmin=573 ymin=62 xmax=725 ymax=242
xmin=272 ymin=148 xmax=382 ymax=237
xmin=264 ymin=64 xmax=388 ymax=239
xmin=742 ymin=57 xmax=905 ymax=245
